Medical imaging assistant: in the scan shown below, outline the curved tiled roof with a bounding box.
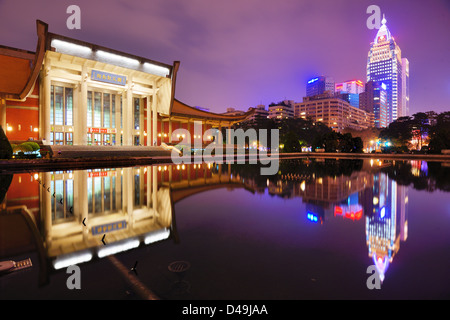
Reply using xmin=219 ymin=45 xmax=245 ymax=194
xmin=0 ymin=20 xmax=47 ymax=100
xmin=171 ymin=98 xmax=255 ymax=123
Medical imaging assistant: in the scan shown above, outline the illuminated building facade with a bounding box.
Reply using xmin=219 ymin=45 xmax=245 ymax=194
xmin=294 ymin=93 xmax=374 ymax=132
xmin=306 ymin=76 xmax=335 ymax=97
xmin=359 ymin=80 xmax=388 ymax=128
xmin=335 ymin=80 xmax=364 ymax=95
xmin=0 ymin=20 xmax=253 ymax=147
xmin=401 ymin=57 xmax=410 ymax=118
xmin=335 ymin=80 xmax=364 ymax=109
xmin=366 ymin=15 xmax=409 ymax=123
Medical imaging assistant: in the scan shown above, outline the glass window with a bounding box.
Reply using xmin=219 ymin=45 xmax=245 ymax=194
xmin=94 ymin=176 xmax=102 ymax=213
xmin=65 ymin=179 xmax=74 ymax=217
xmin=94 ymin=92 xmax=102 ymax=128
xmin=134 ymin=174 xmax=140 ymax=206
xmin=87 ymin=177 xmax=93 ymax=213
xmin=104 ymin=176 xmax=111 ymax=212
xmin=134 ymin=98 xmax=140 ymax=130
xmin=103 ymin=93 xmax=110 ymax=128
xmin=65 ymin=132 xmax=73 ymax=145
xmin=54 ymin=86 xmax=64 ymax=125
xmin=112 ymin=176 xmax=117 ymax=212
xmin=65 ymin=87 xmax=73 ymax=126
xmin=87 ymin=91 xmax=93 ymax=127
xmin=111 ymin=95 xmax=116 ymax=129
xmin=54 ymin=132 xmax=64 ymax=145
xmin=50 ymin=86 xmax=54 ymax=125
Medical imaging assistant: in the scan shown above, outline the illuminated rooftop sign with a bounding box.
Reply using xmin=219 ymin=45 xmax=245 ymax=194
xmin=308 ymin=77 xmax=319 ymax=84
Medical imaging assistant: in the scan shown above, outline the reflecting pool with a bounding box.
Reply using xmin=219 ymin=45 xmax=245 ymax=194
xmin=0 ymin=158 xmax=449 ymax=299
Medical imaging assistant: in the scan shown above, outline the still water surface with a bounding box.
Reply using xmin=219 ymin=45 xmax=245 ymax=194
xmin=0 ymin=158 xmax=449 ymax=299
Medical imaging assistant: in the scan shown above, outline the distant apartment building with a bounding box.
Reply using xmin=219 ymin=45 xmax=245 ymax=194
xmin=359 ymin=80 xmax=388 ymax=128
xmin=306 ymin=76 xmax=335 ymax=97
xmin=247 ymin=104 xmax=269 ymax=122
xmin=294 ymin=93 xmax=374 ymax=132
xmin=268 ymin=100 xmax=294 ymax=120
xmin=223 ymin=107 xmax=245 ymax=116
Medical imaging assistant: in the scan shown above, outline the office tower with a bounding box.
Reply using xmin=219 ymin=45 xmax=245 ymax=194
xmin=306 ymin=76 xmax=335 ymax=97
xmin=401 ymin=58 xmax=410 ymax=117
xmin=366 ymin=15 xmax=408 ymax=124
xmin=359 ymin=81 xmax=388 ymax=128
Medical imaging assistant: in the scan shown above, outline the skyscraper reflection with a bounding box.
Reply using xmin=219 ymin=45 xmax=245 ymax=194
xmin=365 ymin=171 xmax=408 ymax=282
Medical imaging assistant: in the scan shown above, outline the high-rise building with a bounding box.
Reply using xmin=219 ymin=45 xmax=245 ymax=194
xmin=401 ymin=58 xmax=410 ymax=118
xmin=306 ymin=76 xmax=335 ymax=97
xmin=359 ymin=81 xmax=388 ymax=128
xmin=366 ymin=15 xmax=408 ymax=123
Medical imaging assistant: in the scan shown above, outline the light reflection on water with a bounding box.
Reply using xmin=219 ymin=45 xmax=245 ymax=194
xmin=0 ymin=158 xmax=449 ymax=299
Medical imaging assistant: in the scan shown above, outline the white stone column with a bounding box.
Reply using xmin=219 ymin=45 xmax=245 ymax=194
xmin=42 ymin=172 xmax=52 ymax=245
xmin=123 ymin=81 xmax=133 ymax=146
xmin=146 ymin=96 xmax=151 ymax=146
xmin=146 ymin=166 xmax=151 ymax=208
xmin=115 ymin=94 xmax=121 ymax=145
xmin=42 ymin=66 xmax=51 ymax=144
xmin=152 ymin=166 xmax=158 ymax=215
xmin=168 ymin=118 xmax=172 ymax=143
xmin=74 ymin=65 xmax=88 ymax=145
xmin=152 ymin=82 xmax=158 ymax=146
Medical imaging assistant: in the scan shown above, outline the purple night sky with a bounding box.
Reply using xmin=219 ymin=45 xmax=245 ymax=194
xmin=0 ymin=0 xmax=448 ymax=114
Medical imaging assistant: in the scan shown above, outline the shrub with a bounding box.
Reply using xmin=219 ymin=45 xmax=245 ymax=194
xmin=0 ymin=126 xmax=12 ymax=159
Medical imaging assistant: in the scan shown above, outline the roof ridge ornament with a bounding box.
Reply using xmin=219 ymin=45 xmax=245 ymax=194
xmin=381 ymin=14 xmax=386 ymax=25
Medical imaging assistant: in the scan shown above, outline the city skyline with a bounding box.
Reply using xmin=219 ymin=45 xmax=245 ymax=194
xmin=0 ymin=0 xmax=448 ymax=115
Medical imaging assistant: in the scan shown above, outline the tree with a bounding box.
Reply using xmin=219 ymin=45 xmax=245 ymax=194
xmin=0 ymin=126 xmax=12 ymax=159
xmin=428 ymin=111 xmax=450 ymax=154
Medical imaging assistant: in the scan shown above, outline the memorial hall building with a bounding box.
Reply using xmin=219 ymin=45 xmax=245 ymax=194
xmin=0 ymin=20 xmax=253 ymax=148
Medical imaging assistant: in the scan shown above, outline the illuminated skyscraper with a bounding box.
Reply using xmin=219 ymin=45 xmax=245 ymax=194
xmin=306 ymin=76 xmax=334 ymax=97
xmin=401 ymin=58 xmax=410 ymax=117
xmin=359 ymin=80 xmax=388 ymax=128
xmin=366 ymin=15 xmax=408 ymax=123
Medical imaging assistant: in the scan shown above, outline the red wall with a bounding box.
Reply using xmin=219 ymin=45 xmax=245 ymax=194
xmin=5 ymin=79 xmax=40 ymax=142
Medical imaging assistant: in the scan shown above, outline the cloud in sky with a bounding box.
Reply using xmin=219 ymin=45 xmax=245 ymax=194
xmin=0 ymin=0 xmax=449 ymax=114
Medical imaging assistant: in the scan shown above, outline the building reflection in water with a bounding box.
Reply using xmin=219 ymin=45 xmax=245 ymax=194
xmin=251 ymin=158 xmax=409 ymax=283
xmin=0 ymin=159 xmax=421 ymax=287
xmin=0 ymin=162 xmax=244 ymax=286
